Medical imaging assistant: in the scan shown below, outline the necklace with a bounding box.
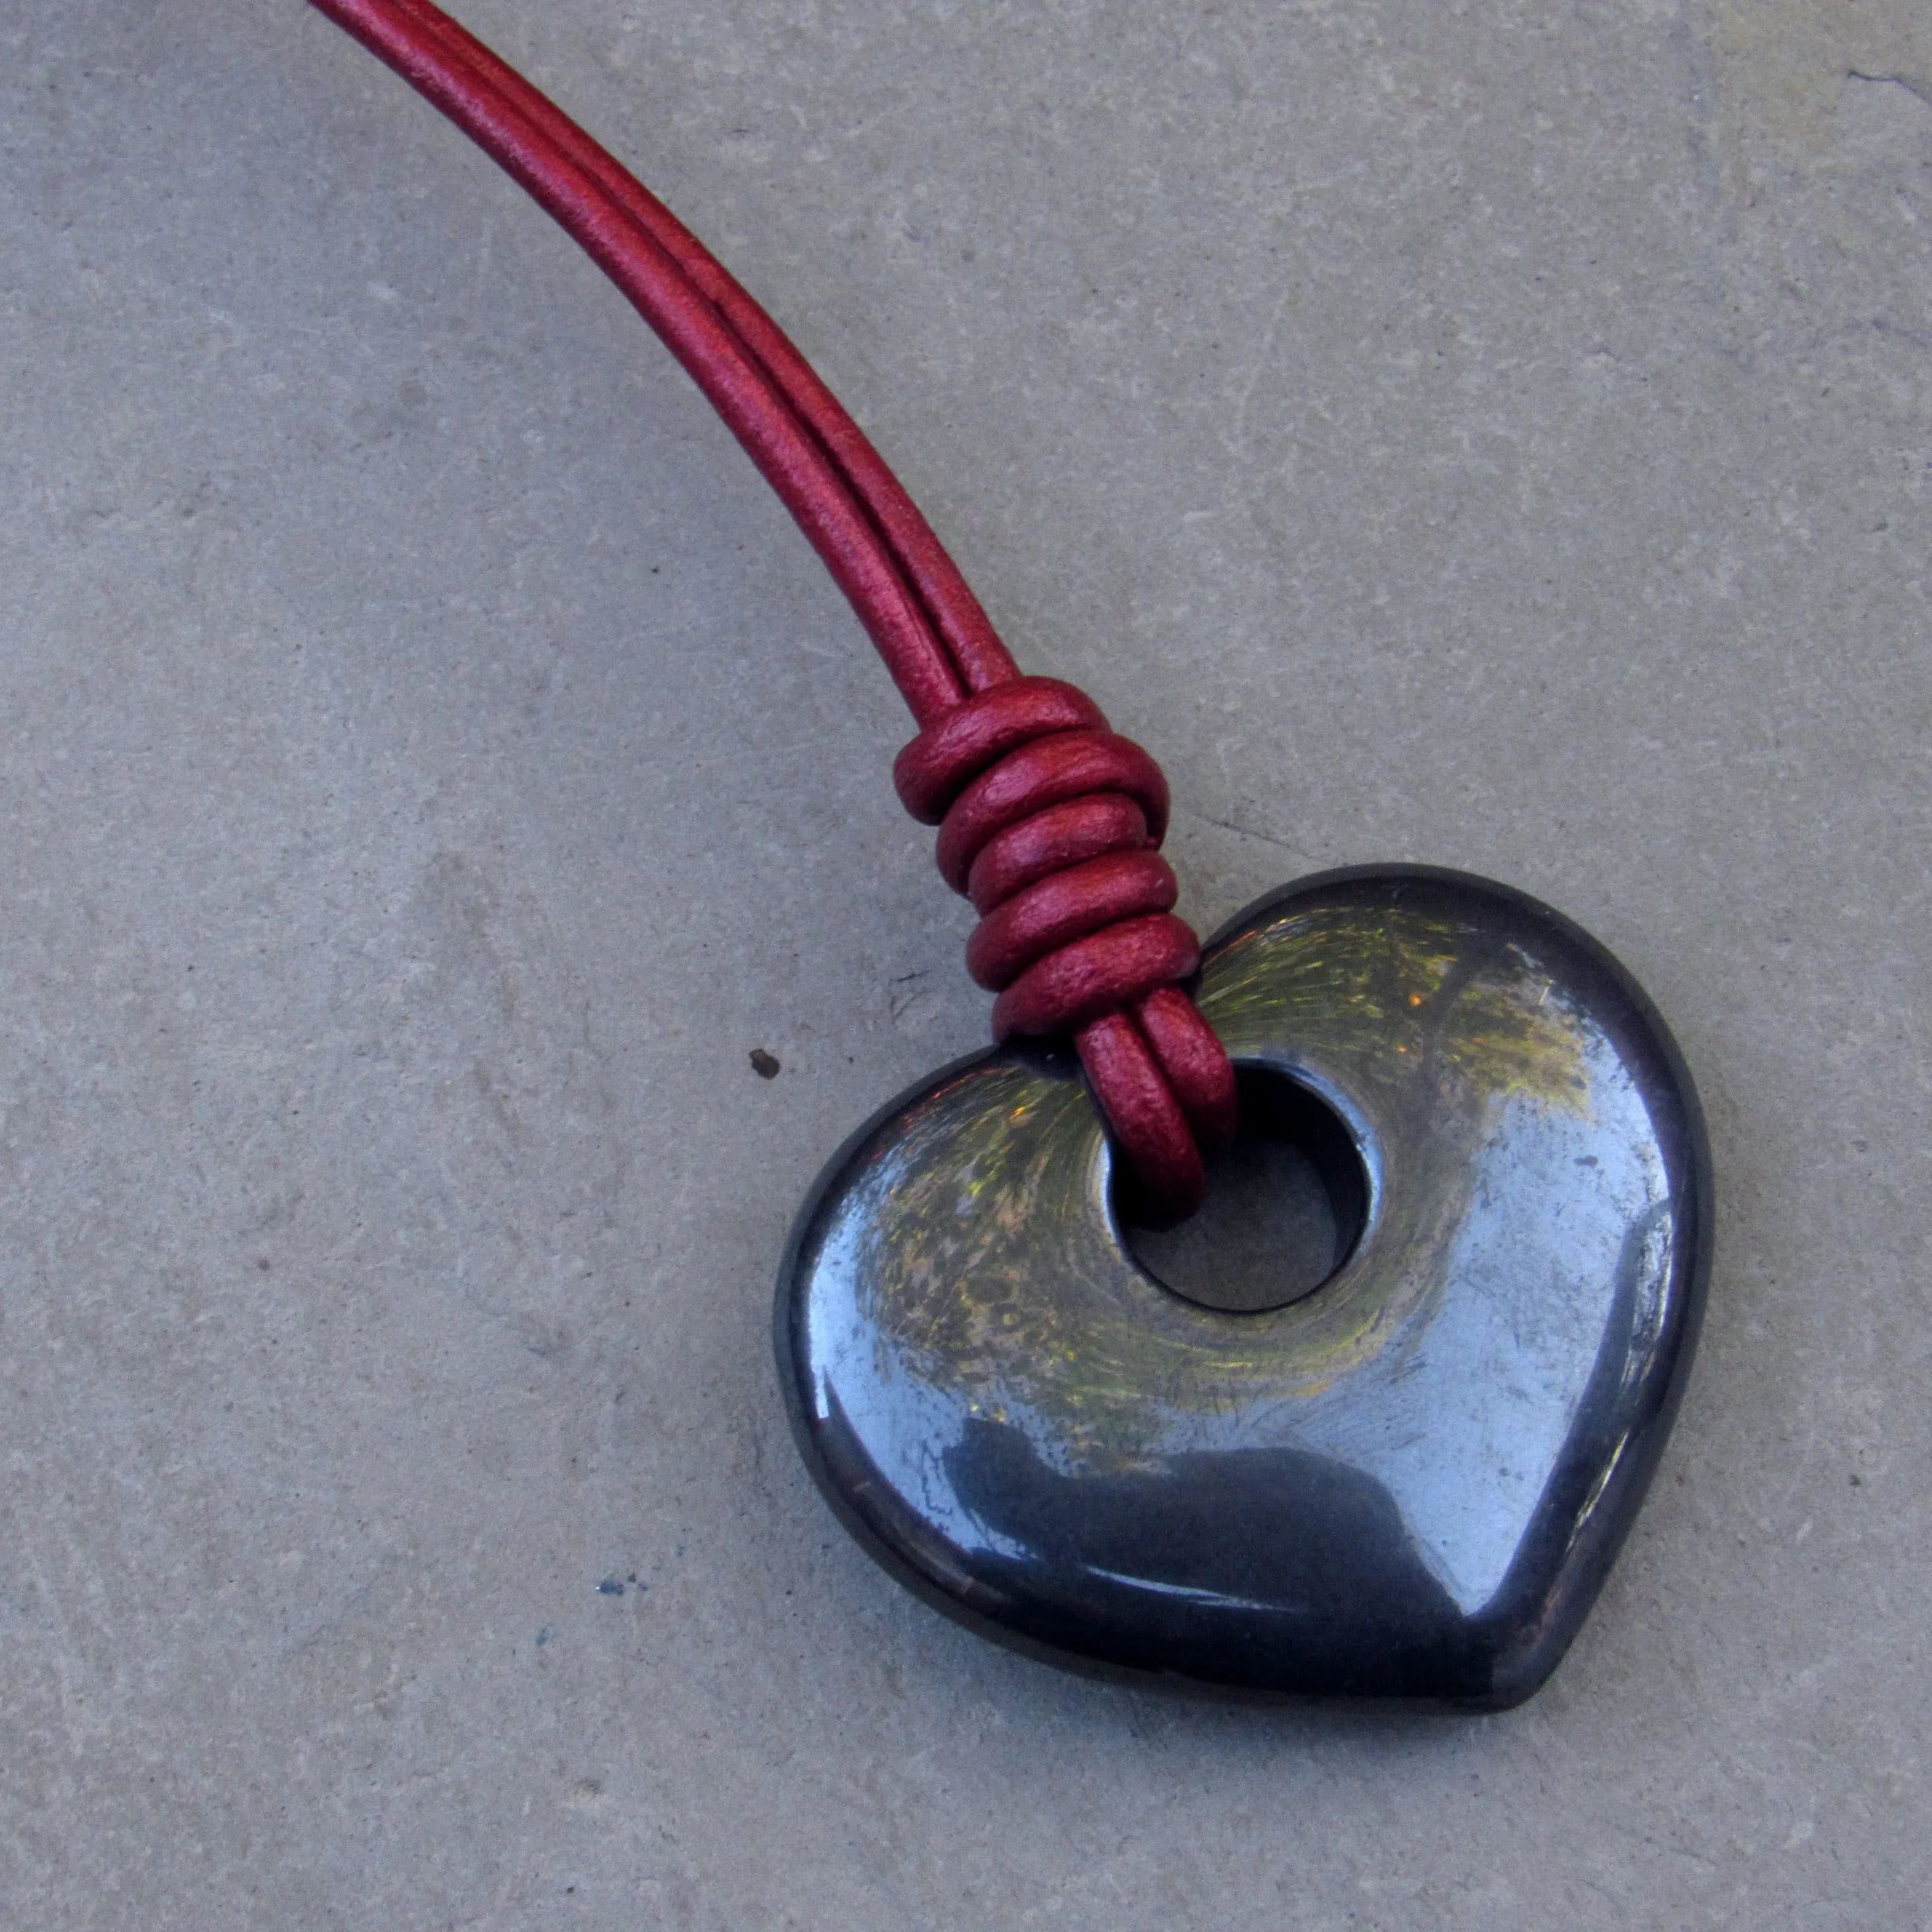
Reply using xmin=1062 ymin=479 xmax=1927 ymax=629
xmin=315 ymin=0 xmax=1711 ymax=1707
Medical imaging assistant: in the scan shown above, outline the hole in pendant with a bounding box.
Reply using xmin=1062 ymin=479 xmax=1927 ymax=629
xmin=1122 ymin=1069 xmax=1369 ymax=1314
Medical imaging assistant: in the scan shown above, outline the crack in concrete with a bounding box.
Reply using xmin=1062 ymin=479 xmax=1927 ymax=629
xmin=1847 ymin=70 xmax=1932 ymax=111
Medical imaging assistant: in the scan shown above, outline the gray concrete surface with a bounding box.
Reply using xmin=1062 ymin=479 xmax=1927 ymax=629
xmin=2 ymin=2 xmax=1927 ymax=1925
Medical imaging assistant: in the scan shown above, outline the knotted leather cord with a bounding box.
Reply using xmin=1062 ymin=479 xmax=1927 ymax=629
xmin=311 ymin=0 xmax=1237 ymax=1222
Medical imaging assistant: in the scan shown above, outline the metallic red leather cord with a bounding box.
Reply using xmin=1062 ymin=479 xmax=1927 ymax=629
xmin=309 ymin=0 xmax=1237 ymax=1222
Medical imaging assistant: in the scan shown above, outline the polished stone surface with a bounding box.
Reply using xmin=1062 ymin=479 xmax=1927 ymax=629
xmin=780 ymin=868 xmax=1711 ymax=1705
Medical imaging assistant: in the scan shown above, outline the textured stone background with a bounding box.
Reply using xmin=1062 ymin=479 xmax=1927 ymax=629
xmin=2 ymin=2 xmax=1927 ymax=1926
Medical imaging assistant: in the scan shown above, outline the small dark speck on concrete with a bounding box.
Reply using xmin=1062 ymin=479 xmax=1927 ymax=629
xmin=256 ymin=1257 xmax=271 ymax=1270
xmin=1851 ymin=1473 xmax=1863 ymax=1486
xmin=597 ymin=1578 xmax=625 ymax=1596
xmin=750 ymin=1048 xmax=781 ymax=1080
xmin=535 ymin=1627 xmax=553 ymax=1646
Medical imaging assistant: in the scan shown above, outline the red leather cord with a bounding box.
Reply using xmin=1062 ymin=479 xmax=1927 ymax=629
xmin=964 ymin=796 xmax=1151 ymax=915
xmin=309 ymin=0 xmax=1237 ymax=1223
xmin=1072 ymin=1011 xmax=1210 ymax=1222
xmin=933 ymin=729 xmax=1170 ymax=896
xmin=376 ymin=0 xmax=1020 ymax=702
xmin=965 ymin=850 xmax=1178 ymax=993
xmin=313 ymin=0 xmax=967 ymax=725
xmin=1133 ymin=986 xmax=1241 ymax=1154
xmin=891 ymin=678 xmax=1106 ymax=825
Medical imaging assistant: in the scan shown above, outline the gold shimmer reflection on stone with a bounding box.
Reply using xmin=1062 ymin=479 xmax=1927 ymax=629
xmin=844 ymin=903 xmax=1595 ymax=1471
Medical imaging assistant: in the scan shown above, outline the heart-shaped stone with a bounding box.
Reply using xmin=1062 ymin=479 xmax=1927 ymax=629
xmin=777 ymin=867 xmax=1711 ymax=1707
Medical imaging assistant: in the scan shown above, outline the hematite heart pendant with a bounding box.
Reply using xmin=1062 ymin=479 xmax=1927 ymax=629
xmin=777 ymin=867 xmax=1711 ymax=1706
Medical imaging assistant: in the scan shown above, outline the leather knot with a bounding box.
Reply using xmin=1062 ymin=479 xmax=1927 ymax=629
xmin=897 ymin=676 xmax=1237 ymax=1223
